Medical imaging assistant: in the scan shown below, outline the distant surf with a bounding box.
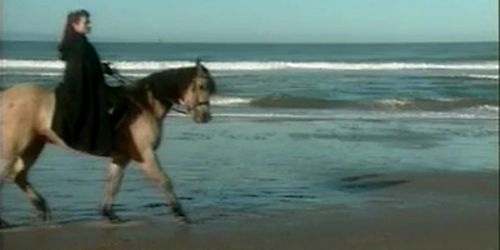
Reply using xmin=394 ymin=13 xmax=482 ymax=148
xmin=171 ymin=110 xmax=498 ymax=120
xmin=219 ymin=95 xmax=498 ymax=111
xmin=206 ymin=95 xmax=499 ymax=120
xmin=1 ymin=59 xmax=498 ymax=71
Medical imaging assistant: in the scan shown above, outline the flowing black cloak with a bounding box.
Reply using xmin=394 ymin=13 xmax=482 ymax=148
xmin=51 ymin=34 xmax=113 ymax=156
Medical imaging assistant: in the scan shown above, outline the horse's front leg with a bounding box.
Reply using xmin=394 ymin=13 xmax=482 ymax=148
xmin=138 ymin=149 xmax=187 ymax=223
xmin=100 ymin=155 xmax=129 ymax=222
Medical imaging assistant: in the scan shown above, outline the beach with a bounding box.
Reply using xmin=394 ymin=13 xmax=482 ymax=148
xmin=2 ymin=0 xmax=499 ymax=247
xmin=1 ymin=170 xmax=497 ymax=250
xmin=0 ymin=41 xmax=498 ymax=249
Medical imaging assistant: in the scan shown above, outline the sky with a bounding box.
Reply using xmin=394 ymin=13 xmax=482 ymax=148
xmin=1 ymin=0 xmax=498 ymax=43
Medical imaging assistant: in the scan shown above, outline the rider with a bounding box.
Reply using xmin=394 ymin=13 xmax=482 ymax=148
xmin=52 ymin=9 xmax=121 ymax=156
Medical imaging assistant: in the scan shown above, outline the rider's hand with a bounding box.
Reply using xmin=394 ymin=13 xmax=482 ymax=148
xmin=102 ymin=62 xmax=115 ymax=76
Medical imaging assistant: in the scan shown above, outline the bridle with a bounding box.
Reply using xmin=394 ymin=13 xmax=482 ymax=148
xmin=163 ymin=98 xmax=210 ymax=115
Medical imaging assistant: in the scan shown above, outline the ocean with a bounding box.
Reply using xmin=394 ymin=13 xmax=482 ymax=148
xmin=0 ymin=41 xmax=498 ymax=225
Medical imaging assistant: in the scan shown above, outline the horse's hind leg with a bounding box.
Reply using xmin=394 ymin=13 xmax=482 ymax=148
xmin=0 ymin=158 xmax=15 ymax=228
xmin=100 ymin=155 xmax=129 ymax=222
xmin=14 ymin=140 xmax=50 ymax=220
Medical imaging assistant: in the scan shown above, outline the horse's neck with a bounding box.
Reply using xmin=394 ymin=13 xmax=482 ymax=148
xmin=144 ymin=90 xmax=171 ymax=120
xmin=131 ymin=71 xmax=191 ymax=119
xmin=148 ymin=78 xmax=189 ymax=118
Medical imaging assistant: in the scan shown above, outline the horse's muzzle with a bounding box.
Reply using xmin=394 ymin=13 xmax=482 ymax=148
xmin=196 ymin=111 xmax=212 ymax=123
xmin=192 ymin=105 xmax=212 ymax=124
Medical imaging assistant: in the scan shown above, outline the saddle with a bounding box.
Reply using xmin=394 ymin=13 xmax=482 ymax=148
xmin=107 ymin=86 xmax=134 ymax=128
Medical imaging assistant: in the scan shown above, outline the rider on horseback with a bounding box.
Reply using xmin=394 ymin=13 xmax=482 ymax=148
xmin=52 ymin=9 xmax=126 ymax=156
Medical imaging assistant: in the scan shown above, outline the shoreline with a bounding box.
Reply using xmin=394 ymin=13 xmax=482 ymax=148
xmin=1 ymin=169 xmax=498 ymax=250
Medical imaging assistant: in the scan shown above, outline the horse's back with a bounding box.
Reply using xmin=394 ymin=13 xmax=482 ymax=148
xmin=1 ymin=83 xmax=53 ymax=95
xmin=1 ymin=84 xmax=55 ymax=123
xmin=1 ymin=84 xmax=55 ymax=157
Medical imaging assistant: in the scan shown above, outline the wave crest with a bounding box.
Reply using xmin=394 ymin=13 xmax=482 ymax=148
xmin=1 ymin=59 xmax=498 ymax=71
xmin=248 ymin=95 xmax=499 ymax=111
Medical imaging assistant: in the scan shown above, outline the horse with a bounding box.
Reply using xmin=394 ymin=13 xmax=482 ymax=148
xmin=0 ymin=60 xmax=216 ymax=228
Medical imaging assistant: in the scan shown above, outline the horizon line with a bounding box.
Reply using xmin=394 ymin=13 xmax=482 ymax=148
xmin=1 ymin=38 xmax=498 ymax=45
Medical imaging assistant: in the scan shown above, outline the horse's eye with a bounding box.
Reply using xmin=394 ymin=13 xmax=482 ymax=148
xmin=199 ymin=85 xmax=205 ymax=90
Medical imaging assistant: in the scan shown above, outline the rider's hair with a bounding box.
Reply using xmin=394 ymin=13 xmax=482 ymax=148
xmin=58 ymin=9 xmax=90 ymax=56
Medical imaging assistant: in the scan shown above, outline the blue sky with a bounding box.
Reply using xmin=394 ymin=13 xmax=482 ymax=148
xmin=2 ymin=0 xmax=498 ymax=43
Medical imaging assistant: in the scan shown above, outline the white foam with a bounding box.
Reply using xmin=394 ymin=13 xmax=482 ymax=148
xmin=465 ymin=74 xmax=499 ymax=80
xmin=1 ymin=59 xmax=498 ymax=71
xmin=168 ymin=111 xmax=498 ymax=120
xmin=0 ymin=60 xmax=64 ymax=69
xmin=211 ymin=96 xmax=252 ymax=106
xmin=376 ymin=99 xmax=411 ymax=106
xmin=0 ymin=71 xmax=234 ymax=79
xmin=376 ymin=98 xmax=460 ymax=106
xmin=120 ymin=72 xmax=148 ymax=78
xmin=476 ymin=105 xmax=499 ymax=112
xmin=0 ymin=71 xmax=62 ymax=77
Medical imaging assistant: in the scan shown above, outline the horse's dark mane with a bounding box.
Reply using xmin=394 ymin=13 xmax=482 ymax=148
xmin=119 ymin=65 xmax=215 ymax=114
xmin=135 ymin=66 xmax=197 ymax=102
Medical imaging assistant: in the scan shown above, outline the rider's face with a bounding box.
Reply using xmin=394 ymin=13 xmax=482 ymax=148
xmin=72 ymin=16 xmax=91 ymax=34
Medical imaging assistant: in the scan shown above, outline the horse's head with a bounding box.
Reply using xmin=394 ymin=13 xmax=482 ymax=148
xmin=135 ymin=60 xmax=216 ymax=123
xmin=180 ymin=60 xmax=216 ymax=124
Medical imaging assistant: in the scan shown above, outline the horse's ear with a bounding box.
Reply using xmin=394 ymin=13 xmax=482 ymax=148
xmin=196 ymin=58 xmax=203 ymax=74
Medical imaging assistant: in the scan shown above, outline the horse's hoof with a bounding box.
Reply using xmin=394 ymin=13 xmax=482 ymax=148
xmin=172 ymin=205 xmax=189 ymax=224
xmin=107 ymin=215 xmax=126 ymax=224
xmin=38 ymin=210 xmax=51 ymax=221
xmin=175 ymin=215 xmax=190 ymax=225
xmin=0 ymin=219 xmax=11 ymax=229
xmin=102 ymin=209 xmax=125 ymax=223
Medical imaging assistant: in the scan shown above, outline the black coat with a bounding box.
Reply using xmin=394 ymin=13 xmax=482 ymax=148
xmin=52 ymin=34 xmax=113 ymax=156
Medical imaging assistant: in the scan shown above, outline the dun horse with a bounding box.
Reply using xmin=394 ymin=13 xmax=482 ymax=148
xmin=0 ymin=61 xmax=216 ymax=228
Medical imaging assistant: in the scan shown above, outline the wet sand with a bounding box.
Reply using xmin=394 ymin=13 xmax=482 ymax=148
xmin=1 ymin=170 xmax=498 ymax=250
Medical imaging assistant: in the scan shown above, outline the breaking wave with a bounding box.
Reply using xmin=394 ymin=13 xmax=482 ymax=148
xmin=1 ymin=59 xmax=498 ymax=71
xmin=214 ymin=94 xmax=499 ymax=112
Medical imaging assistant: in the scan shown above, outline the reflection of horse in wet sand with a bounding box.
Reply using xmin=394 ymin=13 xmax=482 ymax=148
xmin=0 ymin=61 xmax=216 ymax=228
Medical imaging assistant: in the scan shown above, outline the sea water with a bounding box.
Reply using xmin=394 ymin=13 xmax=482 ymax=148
xmin=0 ymin=41 xmax=498 ymax=224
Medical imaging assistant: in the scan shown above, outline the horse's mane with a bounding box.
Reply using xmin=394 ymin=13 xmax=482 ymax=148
xmin=116 ymin=65 xmax=215 ymax=117
xmin=133 ymin=67 xmax=198 ymax=103
xmin=128 ymin=65 xmax=215 ymax=103
xmin=118 ymin=67 xmax=194 ymax=110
